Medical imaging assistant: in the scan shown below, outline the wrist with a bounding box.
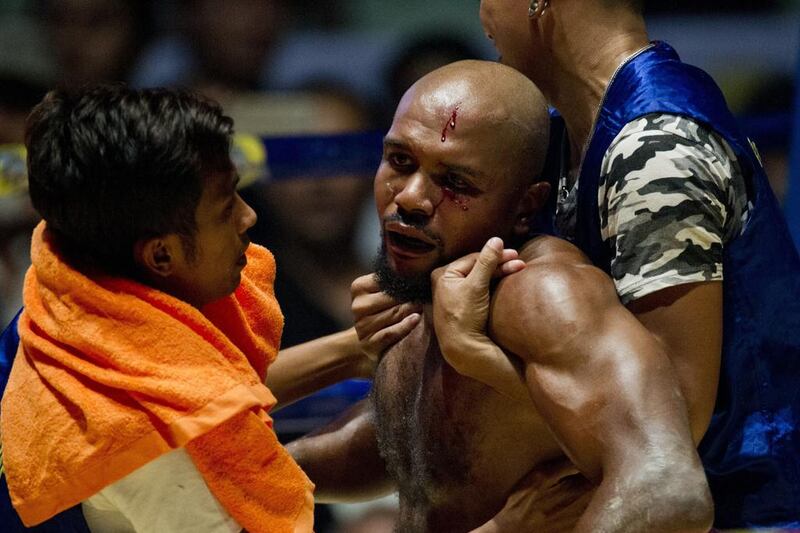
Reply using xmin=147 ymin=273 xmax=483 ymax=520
xmin=338 ymin=327 xmax=375 ymax=378
xmin=438 ymin=332 xmax=494 ymax=357
xmin=438 ymin=334 xmax=498 ymax=373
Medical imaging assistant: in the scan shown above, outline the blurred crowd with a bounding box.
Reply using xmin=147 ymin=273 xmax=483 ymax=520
xmin=0 ymin=0 xmax=487 ymax=326
xmin=0 ymin=2 xmax=490 ymax=529
xmin=0 ymin=1 xmax=796 ymax=530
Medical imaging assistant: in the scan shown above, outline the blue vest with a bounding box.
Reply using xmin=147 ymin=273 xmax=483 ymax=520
xmin=567 ymin=42 xmax=800 ymax=527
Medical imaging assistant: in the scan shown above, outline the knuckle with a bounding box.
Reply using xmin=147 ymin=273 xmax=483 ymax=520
xmin=351 ymin=281 xmax=364 ymax=297
xmin=351 ymin=302 xmax=365 ymax=316
xmin=372 ymin=329 xmax=392 ymax=346
xmin=354 ymin=323 xmax=369 ymax=340
xmin=478 ymin=253 xmax=496 ymax=267
xmin=391 ymin=304 xmax=407 ymax=318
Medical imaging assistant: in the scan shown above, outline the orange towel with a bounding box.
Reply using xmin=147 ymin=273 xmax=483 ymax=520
xmin=0 ymin=222 xmax=314 ymax=532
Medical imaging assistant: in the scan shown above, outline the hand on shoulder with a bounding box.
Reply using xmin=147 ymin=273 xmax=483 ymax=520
xmin=431 ymin=237 xmax=529 ymax=401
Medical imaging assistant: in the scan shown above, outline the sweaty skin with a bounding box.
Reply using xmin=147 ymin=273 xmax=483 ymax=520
xmin=371 ymin=236 xmax=708 ymax=532
xmin=288 ymin=61 xmax=712 ymax=533
xmin=372 ymin=244 xmax=576 ymax=531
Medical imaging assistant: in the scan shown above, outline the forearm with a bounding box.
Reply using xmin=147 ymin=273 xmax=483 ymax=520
xmin=267 ymin=328 xmax=372 ymax=409
xmin=438 ymin=336 xmax=529 ymax=403
xmin=286 ymin=401 xmax=395 ymax=503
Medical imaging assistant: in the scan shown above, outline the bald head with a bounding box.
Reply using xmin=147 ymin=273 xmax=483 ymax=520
xmin=396 ymin=60 xmax=550 ymax=183
xmin=374 ymin=60 xmax=553 ymax=295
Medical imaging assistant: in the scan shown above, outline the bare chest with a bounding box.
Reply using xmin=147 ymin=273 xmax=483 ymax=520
xmin=372 ymin=320 xmax=560 ymax=529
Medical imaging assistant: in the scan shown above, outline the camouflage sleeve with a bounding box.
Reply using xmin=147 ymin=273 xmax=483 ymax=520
xmin=599 ymin=114 xmax=748 ymax=304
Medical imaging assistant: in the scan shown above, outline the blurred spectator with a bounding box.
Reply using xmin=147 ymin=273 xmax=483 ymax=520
xmin=185 ymin=0 xmax=286 ymax=99
xmin=740 ymin=74 xmax=795 ymax=204
xmin=134 ymin=0 xmax=289 ymax=100
xmin=40 ymin=0 xmax=155 ymax=89
xmin=382 ymin=33 xmax=482 ymax=125
xmin=242 ymin=84 xmax=378 ymax=347
xmin=0 ymin=14 xmax=52 ymax=326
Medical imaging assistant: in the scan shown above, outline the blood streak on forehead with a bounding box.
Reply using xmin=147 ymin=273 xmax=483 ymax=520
xmin=440 ymin=105 xmax=460 ymax=143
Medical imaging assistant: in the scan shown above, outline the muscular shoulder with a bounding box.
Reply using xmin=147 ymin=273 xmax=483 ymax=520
xmin=489 ymin=236 xmax=619 ymax=361
xmin=504 ymin=235 xmax=612 ymax=304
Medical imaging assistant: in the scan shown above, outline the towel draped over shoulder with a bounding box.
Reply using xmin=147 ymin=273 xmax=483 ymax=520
xmin=0 ymin=222 xmax=314 ymax=532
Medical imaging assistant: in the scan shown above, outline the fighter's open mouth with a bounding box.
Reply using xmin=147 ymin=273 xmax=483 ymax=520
xmin=388 ymin=231 xmax=437 ymax=253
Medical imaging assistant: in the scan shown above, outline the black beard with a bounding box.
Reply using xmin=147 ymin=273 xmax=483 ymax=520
xmin=373 ymin=242 xmax=433 ymax=304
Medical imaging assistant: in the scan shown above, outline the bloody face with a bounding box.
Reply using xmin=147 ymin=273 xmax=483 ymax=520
xmin=373 ymin=84 xmax=530 ymax=299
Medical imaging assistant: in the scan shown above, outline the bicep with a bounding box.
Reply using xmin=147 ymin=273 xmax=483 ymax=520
xmin=492 ymin=268 xmax=697 ymax=482
xmin=533 ymin=312 xmax=694 ymax=481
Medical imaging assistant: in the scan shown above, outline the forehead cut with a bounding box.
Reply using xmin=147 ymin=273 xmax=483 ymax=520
xmin=400 ymin=60 xmax=546 ymax=129
xmin=396 ymin=60 xmax=550 ymax=179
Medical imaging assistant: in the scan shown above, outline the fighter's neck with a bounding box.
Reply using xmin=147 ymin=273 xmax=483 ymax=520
xmin=545 ymin=28 xmax=650 ymax=171
xmin=423 ymin=303 xmax=434 ymax=327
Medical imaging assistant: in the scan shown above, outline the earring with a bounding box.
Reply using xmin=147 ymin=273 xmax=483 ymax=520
xmin=528 ymin=0 xmax=549 ymax=18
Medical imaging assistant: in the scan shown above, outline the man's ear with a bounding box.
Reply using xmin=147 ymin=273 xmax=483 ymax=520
xmin=513 ymin=181 xmax=551 ymax=237
xmin=133 ymin=236 xmax=176 ymax=278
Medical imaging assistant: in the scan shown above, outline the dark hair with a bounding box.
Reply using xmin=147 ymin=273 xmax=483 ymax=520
xmin=25 ymin=85 xmax=234 ymax=274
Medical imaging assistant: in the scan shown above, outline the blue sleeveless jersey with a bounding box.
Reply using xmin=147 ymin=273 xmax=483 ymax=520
xmin=563 ymin=41 xmax=800 ymax=527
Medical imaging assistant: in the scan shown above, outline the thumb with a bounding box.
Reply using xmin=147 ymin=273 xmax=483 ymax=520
xmin=465 ymin=237 xmax=504 ymax=290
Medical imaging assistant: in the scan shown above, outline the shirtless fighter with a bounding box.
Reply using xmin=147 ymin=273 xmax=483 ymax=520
xmin=288 ymin=60 xmax=713 ymax=532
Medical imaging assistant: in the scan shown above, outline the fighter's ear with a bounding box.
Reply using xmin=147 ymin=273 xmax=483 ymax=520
xmin=513 ymin=181 xmax=550 ymax=237
xmin=133 ymin=235 xmax=177 ymax=278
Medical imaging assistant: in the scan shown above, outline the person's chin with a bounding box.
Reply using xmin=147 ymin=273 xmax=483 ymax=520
xmin=374 ymin=248 xmax=434 ymax=304
xmin=236 ymin=252 xmax=248 ymax=268
xmin=386 ymin=248 xmax=438 ymax=279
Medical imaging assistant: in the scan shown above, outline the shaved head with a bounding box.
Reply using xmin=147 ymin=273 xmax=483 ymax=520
xmin=373 ymin=60 xmax=553 ymax=301
xmin=396 ymin=60 xmax=550 ymax=184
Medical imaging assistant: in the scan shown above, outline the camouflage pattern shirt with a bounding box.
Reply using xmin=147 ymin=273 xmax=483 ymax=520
xmin=556 ymin=113 xmax=750 ymax=304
